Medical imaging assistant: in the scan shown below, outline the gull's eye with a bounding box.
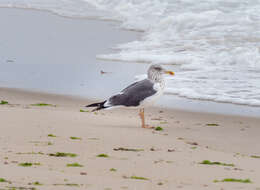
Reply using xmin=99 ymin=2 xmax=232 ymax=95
xmin=154 ymin=67 xmax=162 ymax=71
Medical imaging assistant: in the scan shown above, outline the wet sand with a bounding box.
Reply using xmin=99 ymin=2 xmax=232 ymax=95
xmin=1 ymin=88 xmax=260 ymax=190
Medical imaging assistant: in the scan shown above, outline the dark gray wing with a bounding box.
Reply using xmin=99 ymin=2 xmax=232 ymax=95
xmin=108 ymin=79 xmax=157 ymax=107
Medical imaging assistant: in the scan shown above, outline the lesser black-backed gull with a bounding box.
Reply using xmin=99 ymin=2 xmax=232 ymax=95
xmin=86 ymin=64 xmax=175 ymax=128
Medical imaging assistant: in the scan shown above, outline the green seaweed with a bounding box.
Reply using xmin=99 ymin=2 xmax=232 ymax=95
xmin=155 ymin=126 xmax=163 ymax=131
xmin=66 ymin=163 xmax=83 ymax=167
xmin=6 ymin=187 xmax=36 ymax=190
xmin=97 ymin=154 xmax=109 ymax=158
xmin=200 ymin=160 xmax=234 ymax=167
xmin=214 ymin=178 xmax=252 ymax=183
xmin=70 ymin=137 xmax=82 ymax=140
xmin=48 ymin=152 xmax=77 ymax=157
xmin=130 ymin=176 xmax=149 ymax=180
xmin=18 ymin=162 xmax=41 ymax=167
xmin=251 ymin=155 xmax=260 ymax=159
xmin=80 ymin=109 xmax=89 ymax=112
xmin=16 ymin=152 xmax=44 ymax=155
xmin=47 ymin=134 xmax=56 ymax=137
xmin=0 ymin=178 xmax=7 ymax=182
xmin=159 ymin=121 xmax=168 ymax=124
xmin=110 ymin=168 xmax=117 ymax=172
xmin=0 ymin=100 xmax=8 ymax=105
xmin=32 ymin=181 xmax=42 ymax=186
xmin=31 ymin=103 xmax=55 ymax=107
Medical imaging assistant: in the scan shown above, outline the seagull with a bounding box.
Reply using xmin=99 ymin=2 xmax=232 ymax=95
xmin=86 ymin=64 xmax=175 ymax=128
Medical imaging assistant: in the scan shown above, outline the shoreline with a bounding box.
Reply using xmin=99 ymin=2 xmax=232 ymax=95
xmin=1 ymin=86 xmax=260 ymax=120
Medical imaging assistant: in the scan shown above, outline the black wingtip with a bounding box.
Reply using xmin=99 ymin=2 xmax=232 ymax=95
xmin=85 ymin=101 xmax=106 ymax=111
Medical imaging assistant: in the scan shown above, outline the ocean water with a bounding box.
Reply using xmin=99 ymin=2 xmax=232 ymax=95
xmin=1 ymin=0 xmax=260 ymax=107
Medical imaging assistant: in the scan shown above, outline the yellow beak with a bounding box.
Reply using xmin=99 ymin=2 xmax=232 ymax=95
xmin=165 ymin=71 xmax=175 ymax=76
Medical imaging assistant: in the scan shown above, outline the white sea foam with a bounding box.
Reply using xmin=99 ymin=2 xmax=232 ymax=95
xmin=1 ymin=0 xmax=260 ymax=106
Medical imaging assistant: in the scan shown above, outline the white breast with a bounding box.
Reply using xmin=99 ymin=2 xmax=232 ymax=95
xmin=139 ymin=82 xmax=164 ymax=107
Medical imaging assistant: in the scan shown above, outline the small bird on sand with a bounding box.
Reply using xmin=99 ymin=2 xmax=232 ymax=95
xmin=86 ymin=64 xmax=175 ymax=128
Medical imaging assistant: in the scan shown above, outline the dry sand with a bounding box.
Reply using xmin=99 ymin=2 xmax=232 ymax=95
xmin=1 ymin=87 xmax=260 ymax=190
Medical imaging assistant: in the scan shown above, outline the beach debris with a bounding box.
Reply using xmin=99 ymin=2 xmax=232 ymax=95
xmin=213 ymin=178 xmax=252 ymax=183
xmin=47 ymin=134 xmax=56 ymax=137
xmin=16 ymin=152 xmax=44 ymax=155
xmin=88 ymin=137 xmax=99 ymax=140
xmin=18 ymin=162 xmax=41 ymax=167
xmin=251 ymin=155 xmax=260 ymax=159
xmin=53 ymin=183 xmax=80 ymax=187
xmin=160 ymin=121 xmax=168 ymax=124
xmin=80 ymin=172 xmax=87 ymax=175
xmin=0 ymin=100 xmax=8 ymax=105
xmin=154 ymin=159 xmax=164 ymax=164
xmin=186 ymin=141 xmax=198 ymax=146
xmin=151 ymin=117 xmax=163 ymax=121
xmin=31 ymin=103 xmax=56 ymax=107
xmin=28 ymin=141 xmax=53 ymax=146
xmin=150 ymin=147 xmax=161 ymax=151
xmin=28 ymin=181 xmax=43 ymax=186
xmin=200 ymin=160 xmax=234 ymax=167
xmin=48 ymin=152 xmax=77 ymax=157
xmin=206 ymin=123 xmax=219 ymax=127
xmin=100 ymin=70 xmax=112 ymax=75
xmin=168 ymin=149 xmax=175 ymax=152
xmin=97 ymin=154 xmax=109 ymax=158
xmin=70 ymin=136 xmax=82 ymax=140
xmin=157 ymin=182 xmax=163 ymax=185
xmin=66 ymin=162 xmax=83 ymax=167
xmin=110 ymin=168 xmax=117 ymax=172
xmin=233 ymin=168 xmax=243 ymax=171
xmin=6 ymin=187 xmax=36 ymax=190
xmin=80 ymin=109 xmax=89 ymax=112
xmin=113 ymin=147 xmax=144 ymax=152
xmin=123 ymin=175 xmax=149 ymax=181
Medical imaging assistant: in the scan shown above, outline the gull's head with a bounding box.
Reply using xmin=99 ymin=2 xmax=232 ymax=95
xmin=148 ymin=64 xmax=174 ymax=82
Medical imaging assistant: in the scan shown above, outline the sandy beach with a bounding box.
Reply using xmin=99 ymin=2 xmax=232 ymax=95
xmin=1 ymin=7 xmax=260 ymax=190
xmin=1 ymin=88 xmax=260 ymax=190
